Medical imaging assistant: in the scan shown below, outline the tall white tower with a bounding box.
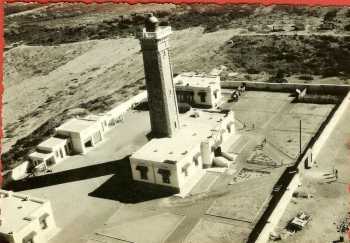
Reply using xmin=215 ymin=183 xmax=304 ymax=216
xmin=138 ymin=14 xmax=180 ymax=138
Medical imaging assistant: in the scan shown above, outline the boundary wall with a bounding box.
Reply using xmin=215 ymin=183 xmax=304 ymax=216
xmin=221 ymin=81 xmax=350 ymax=94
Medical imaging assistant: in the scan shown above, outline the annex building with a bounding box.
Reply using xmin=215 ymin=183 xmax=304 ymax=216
xmin=174 ymin=72 xmax=222 ymax=108
xmin=0 ymin=190 xmax=59 ymax=243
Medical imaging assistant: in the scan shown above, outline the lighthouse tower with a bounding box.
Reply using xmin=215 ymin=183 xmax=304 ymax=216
xmin=138 ymin=14 xmax=180 ymax=138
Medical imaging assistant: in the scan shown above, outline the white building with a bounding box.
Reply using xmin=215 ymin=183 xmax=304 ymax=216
xmin=174 ymin=73 xmax=222 ymax=108
xmin=55 ymin=118 xmax=104 ymax=154
xmin=130 ymin=110 xmax=236 ymax=193
xmin=81 ymin=114 xmax=110 ymax=134
xmin=28 ymin=137 xmax=70 ymax=172
xmin=130 ymin=16 xmax=235 ymax=194
xmin=0 ymin=190 xmax=59 ymax=243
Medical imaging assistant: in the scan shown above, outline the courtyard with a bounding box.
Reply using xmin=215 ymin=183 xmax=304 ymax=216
xmin=6 ymin=90 xmax=337 ymax=243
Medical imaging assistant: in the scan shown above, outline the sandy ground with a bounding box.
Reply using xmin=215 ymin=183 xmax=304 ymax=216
xmin=3 ymin=27 xmax=237 ymax=154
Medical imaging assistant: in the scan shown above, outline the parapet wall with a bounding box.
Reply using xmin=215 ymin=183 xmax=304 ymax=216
xmin=311 ymin=91 xmax=350 ymax=160
xmin=221 ymin=81 xmax=350 ymax=95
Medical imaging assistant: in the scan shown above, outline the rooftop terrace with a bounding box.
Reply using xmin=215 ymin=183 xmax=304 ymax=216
xmin=55 ymin=118 xmax=97 ymax=134
xmin=0 ymin=190 xmax=46 ymax=234
xmin=38 ymin=137 xmax=67 ymax=149
xmin=131 ymin=110 xmax=228 ymax=163
xmin=174 ymin=73 xmax=220 ymax=88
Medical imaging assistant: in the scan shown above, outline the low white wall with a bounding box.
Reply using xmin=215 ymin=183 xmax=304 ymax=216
xmin=107 ymin=91 xmax=147 ymax=120
xmin=311 ymin=91 xmax=350 ymax=160
xmin=256 ymin=174 xmax=301 ymax=243
xmin=221 ymin=81 xmax=350 ymax=94
xmin=11 ymin=161 xmax=29 ymax=180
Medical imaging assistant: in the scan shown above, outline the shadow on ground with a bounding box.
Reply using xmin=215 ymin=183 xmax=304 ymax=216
xmin=5 ymin=156 xmax=174 ymax=203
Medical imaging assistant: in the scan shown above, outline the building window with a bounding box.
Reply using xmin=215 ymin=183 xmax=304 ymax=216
xmin=198 ymin=92 xmax=206 ymax=102
xmin=55 ymin=151 xmax=59 ymax=157
xmin=39 ymin=213 xmax=49 ymax=230
xmin=136 ymin=165 xmax=148 ymax=180
xmin=22 ymin=232 xmax=36 ymax=243
xmin=158 ymin=169 xmax=171 ymax=184
xmin=214 ymin=90 xmax=219 ymax=99
xmin=193 ymin=153 xmax=201 ymax=166
xmin=182 ymin=163 xmax=190 ymax=177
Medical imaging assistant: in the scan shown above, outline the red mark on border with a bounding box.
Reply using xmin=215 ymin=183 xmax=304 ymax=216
xmin=3 ymin=0 xmax=350 ymax=6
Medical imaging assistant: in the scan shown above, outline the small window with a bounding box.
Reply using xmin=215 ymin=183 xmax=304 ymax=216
xmin=182 ymin=163 xmax=190 ymax=177
xmin=158 ymin=169 xmax=171 ymax=184
xmin=193 ymin=153 xmax=201 ymax=166
xmin=55 ymin=151 xmax=59 ymax=157
xmin=163 ymin=175 xmax=170 ymax=184
xmin=39 ymin=213 xmax=49 ymax=230
xmin=174 ymin=122 xmax=177 ymax=128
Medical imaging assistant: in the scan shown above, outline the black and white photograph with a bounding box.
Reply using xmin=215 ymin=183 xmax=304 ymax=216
xmin=1 ymin=3 xmax=350 ymax=243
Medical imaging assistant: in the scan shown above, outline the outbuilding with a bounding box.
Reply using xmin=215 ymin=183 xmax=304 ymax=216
xmin=55 ymin=118 xmax=104 ymax=154
xmin=37 ymin=137 xmax=70 ymax=163
xmin=130 ymin=111 xmax=236 ymax=194
xmin=28 ymin=151 xmax=55 ymax=172
xmin=174 ymin=73 xmax=222 ymax=108
xmin=0 ymin=190 xmax=59 ymax=243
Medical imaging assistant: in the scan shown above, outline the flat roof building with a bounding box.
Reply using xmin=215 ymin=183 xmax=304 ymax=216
xmin=28 ymin=137 xmax=70 ymax=171
xmin=130 ymin=110 xmax=236 ymax=193
xmin=0 ymin=190 xmax=59 ymax=243
xmin=174 ymin=73 xmax=222 ymax=108
xmin=55 ymin=118 xmax=104 ymax=154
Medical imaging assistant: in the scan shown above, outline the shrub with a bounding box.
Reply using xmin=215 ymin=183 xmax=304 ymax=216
xmin=298 ymin=75 xmax=314 ymax=81
xmin=178 ymin=103 xmax=191 ymax=113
